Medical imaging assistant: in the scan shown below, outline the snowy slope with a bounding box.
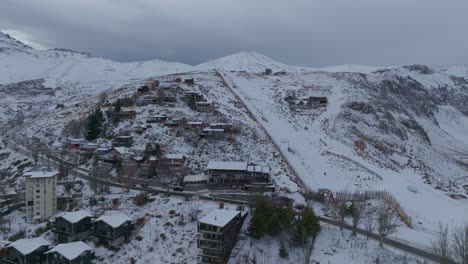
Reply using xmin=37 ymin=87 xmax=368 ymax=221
xmin=195 ymin=51 xmax=302 ymax=73
xmin=219 ymin=67 xmax=468 ymax=248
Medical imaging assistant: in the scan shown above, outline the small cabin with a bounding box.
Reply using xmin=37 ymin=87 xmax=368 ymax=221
xmin=137 ymin=85 xmax=150 ymax=94
xmin=66 ymin=138 xmax=86 ymax=149
xmin=186 ymin=122 xmax=206 ymax=130
xmin=265 ymin=68 xmax=272 ymax=75
xmin=306 ymin=97 xmax=328 ymax=108
xmin=184 ymin=91 xmax=203 ymax=102
xmin=92 ymin=214 xmax=133 ymax=248
xmin=174 ymin=77 xmax=182 ymax=83
xmin=162 ymin=154 xmax=185 ymax=166
xmin=164 ymin=118 xmax=183 ymax=127
xmin=147 ymin=80 xmax=160 ymax=90
xmin=79 ymin=144 xmax=99 ymax=154
xmin=45 ymin=241 xmax=94 ymax=264
xmin=196 ymin=101 xmax=213 ymax=112
xmin=119 ymin=107 xmax=137 ymax=119
xmin=112 ymin=136 xmax=133 ymax=148
xmin=184 ymin=78 xmax=195 ymax=85
xmin=200 ymin=128 xmax=224 ymax=140
xmin=108 ymin=147 xmax=133 ymax=160
xmin=147 ymin=115 xmax=168 ymax=123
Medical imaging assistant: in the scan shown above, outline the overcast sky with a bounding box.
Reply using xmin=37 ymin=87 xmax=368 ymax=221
xmin=1 ymin=0 xmax=467 ymax=67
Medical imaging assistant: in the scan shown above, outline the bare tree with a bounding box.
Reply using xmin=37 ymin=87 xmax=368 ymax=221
xmin=351 ymin=202 xmax=364 ymax=236
xmin=431 ymin=223 xmax=452 ymax=263
xmin=376 ymin=202 xmax=399 ymax=246
xmin=452 ymin=224 xmax=468 ymax=264
xmin=364 ymin=213 xmax=375 ymax=240
xmin=332 ymin=201 xmax=348 ymax=230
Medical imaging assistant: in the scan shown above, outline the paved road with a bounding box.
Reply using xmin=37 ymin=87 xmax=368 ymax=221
xmin=319 ymin=218 xmax=454 ymax=264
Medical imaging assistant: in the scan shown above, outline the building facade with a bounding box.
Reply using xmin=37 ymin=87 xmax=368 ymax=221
xmin=25 ymin=171 xmax=58 ymax=223
xmin=197 ymin=210 xmax=243 ymax=264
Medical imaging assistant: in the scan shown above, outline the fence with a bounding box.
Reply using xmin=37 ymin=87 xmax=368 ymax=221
xmin=330 ymin=190 xmax=412 ymax=228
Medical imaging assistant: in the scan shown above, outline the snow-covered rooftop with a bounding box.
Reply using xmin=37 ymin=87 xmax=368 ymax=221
xmin=8 ymin=237 xmax=51 ymax=255
xmin=207 ymin=161 xmax=247 ymax=171
xmin=45 ymin=241 xmax=93 ymax=260
xmin=165 ymin=154 xmax=184 ymax=159
xmin=247 ymin=165 xmax=270 ymax=174
xmin=112 ymin=147 xmax=131 ymax=154
xmin=95 ymin=213 xmax=131 ymax=228
xmin=183 ymin=174 xmax=209 ymax=182
xmin=24 ymin=171 xmax=58 ymax=179
xmin=57 ymin=210 xmax=92 ymax=224
xmin=199 ymin=209 xmax=240 ymax=227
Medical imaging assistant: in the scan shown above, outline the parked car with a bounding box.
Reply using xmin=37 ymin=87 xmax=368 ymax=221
xmin=172 ymin=186 xmax=184 ymax=192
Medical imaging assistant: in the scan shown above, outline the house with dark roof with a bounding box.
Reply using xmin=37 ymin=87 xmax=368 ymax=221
xmin=53 ymin=211 xmax=93 ymax=243
xmin=92 ymin=214 xmax=133 ymax=247
xmin=3 ymin=237 xmax=51 ymax=264
xmin=45 ymin=241 xmax=94 ymax=264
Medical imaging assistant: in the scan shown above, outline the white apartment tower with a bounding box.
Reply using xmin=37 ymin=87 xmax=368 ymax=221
xmin=25 ymin=170 xmax=58 ymax=222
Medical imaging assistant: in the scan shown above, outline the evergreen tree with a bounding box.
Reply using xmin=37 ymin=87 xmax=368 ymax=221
xmin=279 ymin=241 xmax=289 ymax=258
xmin=294 ymin=216 xmax=307 ymax=245
xmin=85 ymin=109 xmax=104 ymax=140
xmin=267 ymin=214 xmax=281 ymax=236
xmin=302 ymin=206 xmax=321 ymax=237
xmin=188 ymin=95 xmax=197 ymax=110
xmin=248 ymin=209 xmax=266 ymax=239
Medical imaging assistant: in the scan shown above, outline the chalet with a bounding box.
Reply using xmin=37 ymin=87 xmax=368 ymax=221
xmin=146 ymin=115 xmax=167 ymax=123
xmin=79 ymin=144 xmax=99 ymax=155
xmin=137 ymin=95 xmax=158 ymax=106
xmin=197 ymin=209 xmax=244 ymax=263
xmin=183 ymin=174 xmax=209 ymax=186
xmin=196 ymin=101 xmax=213 ymax=112
xmin=137 ymin=85 xmax=149 ymax=94
xmin=184 ymin=91 xmax=203 ymax=102
xmin=54 ymin=211 xmax=93 ymax=243
xmin=199 ymin=128 xmax=224 ymax=140
xmin=186 ymin=121 xmax=206 ymax=130
xmin=107 ymin=147 xmax=133 ymax=160
xmin=45 ymin=241 xmax=94 ymax=264
xmin=92 ymin=214 xmax=133 ymax=247
xmin=66 ymin=139 xmax=86 ymax=149
xmin=94 ymin=148 xmax=110 ymax=156
xmin=164 ymin=118 xmax=183 ymax=127
xmin=133 ymin=125 xmax=147 ymax=134
xmin=306 ymin=96 xmax=328 ymax=108
xmin=4 ymin=237 xmax=51 ymax=264
xmin=118 ymin=107 xmax=137 ymax=119
xmin=162 ymin=154 xmax=185 ymax=166
xmin=184 ymin=78 xmax=195 ymax=85
xmin=174 ymin=77 xmax=182 ymax=83
xmin=206 ymin=161 xmax=271 ymax=186
xmin=111 ymin=136 xmax=133 ymax=148
xmin=209 ymin=123 xmax=232 ymax=132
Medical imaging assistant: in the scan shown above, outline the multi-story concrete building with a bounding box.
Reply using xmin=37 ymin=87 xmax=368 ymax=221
xmin=24 ymin=171 xmax=58 ymax=223
xmin=197 ymin=209 xmax=244 ymax=264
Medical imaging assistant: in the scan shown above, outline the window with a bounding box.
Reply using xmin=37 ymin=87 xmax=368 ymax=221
xmin=36 ymin=190 xmax=40 ymax=193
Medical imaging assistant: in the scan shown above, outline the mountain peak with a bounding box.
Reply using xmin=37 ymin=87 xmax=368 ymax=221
xmin=195 ymin=51 xmax=295 ymax=72
xmin=0 ymin=31 xmax=33 ymax=51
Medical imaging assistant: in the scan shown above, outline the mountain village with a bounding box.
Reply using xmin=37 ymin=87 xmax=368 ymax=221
xmin=0 ymin=32 xmax=467 ymax=264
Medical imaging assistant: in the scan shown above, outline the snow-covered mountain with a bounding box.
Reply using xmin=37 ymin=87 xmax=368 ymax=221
xmin=195 ymin=51 xmax=300 ymax=73
xmin=0 ymin=32 xmax=192 ymax=86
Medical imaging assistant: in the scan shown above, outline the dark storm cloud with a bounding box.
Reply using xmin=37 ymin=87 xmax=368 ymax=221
xmin=1 ymin=0 xmax=467 ymax=67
